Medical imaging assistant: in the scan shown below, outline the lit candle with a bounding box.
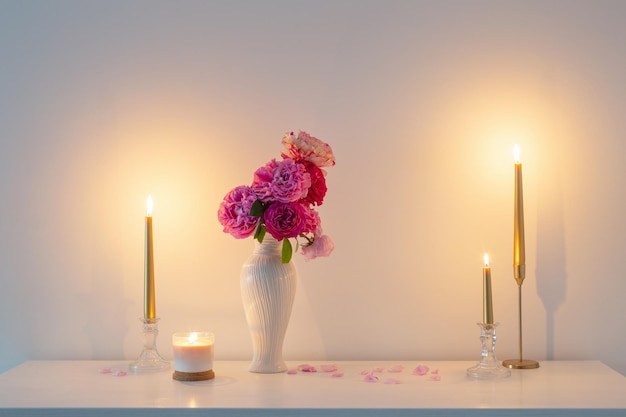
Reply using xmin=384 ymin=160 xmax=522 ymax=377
xmin=483 ymin=253 xmax=494 ymax=324
xmin=513 ymin=145 xmax=525 ymax=285
xmin=144 ymin=195 xmax=155 ymax=319
xmin=173 ymin=332 xmax=215 ymax=373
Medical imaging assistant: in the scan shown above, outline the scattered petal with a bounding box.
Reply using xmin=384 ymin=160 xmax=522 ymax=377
xmin=331 ymin=372 xmax=344 ymax=378
xmin=298 ymin=364 xmax=317 ymax=373
xmin=360 ymin=370 xmax=371 ymax=375
xmin=112 ymin=370 xmax=127 ymax=377
xmin=413 ymin=365 xmax=430 ymax=376
xmin=99 ymin=368 xmax=112 ymax=374
xmin=430 ymin=369 xmax=439 ymax=375
xmin=363 ymin=374 xmax=379 ymax=382
xmin=287 ymin=369 xmax=298 ymax=375
xmin=374 ymin=367 xmax=385 ymax=373
xmin=384 ymin=378 xmax=402 ymax=384
xmin=320 ymin=364 xmax=338 ymax=373
xmin=388 ymin=365 xmax=404 ymax=373
xmin=429 ymin=375 xmax=441 ymax=381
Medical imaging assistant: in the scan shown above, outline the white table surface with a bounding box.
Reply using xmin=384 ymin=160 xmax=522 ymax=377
xmin=1 ymin=360 xmax=626 ymax=416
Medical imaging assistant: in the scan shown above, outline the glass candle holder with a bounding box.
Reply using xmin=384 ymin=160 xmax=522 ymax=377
xmin=172 ymin=331 xmax=215 ymax=381
xmin=129 ymin=317 xmax=170 ymax=373
xmin=467 ymin=322 xmax=511 ymax=380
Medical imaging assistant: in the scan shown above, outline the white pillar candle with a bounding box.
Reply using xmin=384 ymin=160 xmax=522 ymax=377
xmin=172 ymin=332 xmax=215 ymax=373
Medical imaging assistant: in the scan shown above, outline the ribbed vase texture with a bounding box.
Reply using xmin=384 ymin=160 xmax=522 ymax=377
xmin=240 ymin=236 xmax=297 ymax=373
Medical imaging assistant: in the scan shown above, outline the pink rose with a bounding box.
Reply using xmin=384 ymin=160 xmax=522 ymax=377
xmin=301 ymin=233 xmax=334 ymax=261
xmin=252 ymin=159 xmax=311 ymax=203
xmin=263 ymin=201 xmax=306 ymax=240
xmin=217 ymin=185 xmax=260 ymax=239
xmin=281 ymin=131 xmax=335 ymax=168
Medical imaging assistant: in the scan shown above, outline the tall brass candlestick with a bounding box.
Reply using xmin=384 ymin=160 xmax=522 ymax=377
xmin=503 ymin=145 xmax=539 ymax=369
xmin=144 ymin=195 xmax=156 ymax=320
xmin=513 ymin=144 xmax=525 ymax=286
xmin=483 ymin=254 xmax=493 ymax=325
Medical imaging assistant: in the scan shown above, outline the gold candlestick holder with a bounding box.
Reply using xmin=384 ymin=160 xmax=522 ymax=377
xmin=502 ymin=275 xmax=539 ymax=369
xmin=506 ymin=149 xmax=539 ymax=370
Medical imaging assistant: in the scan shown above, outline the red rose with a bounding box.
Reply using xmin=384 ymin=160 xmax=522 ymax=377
xmin=303 ymin=162 xmax=327 ymax=206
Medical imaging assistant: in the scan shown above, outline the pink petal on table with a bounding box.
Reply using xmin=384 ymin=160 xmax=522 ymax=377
xmin=384 ymin=378 xmax=401 ymax=384
xmin=320 ymin=364 xmax=338 ymax=373
xmin=429 ymin=375 xmax=441 ymax=381
xmin=112 ymin=370 xmax=127 ymax=377
xmin=297 ymin=364 xmax=317 ymax=372
xmin=360 ymin=370 xmax=371 ymax=375
xmin=287 ymin=369 xmax=298 ymax=375
xmin=388 ymin=365 xmax=404 ymax=373
xmin=374 ymin=367 xmax=385 ymax=373
xmin=430 ymin=368 xmax=439 ymax=374
xmin=331 ymin=372 xmax=344 ymax=378
xmin=99 ymin=368 xmax=112 ymax=374
xmin=363 ymin=374 xmax=379 ymax=382
xmin=413 ymin=365 xmax=429 ymax=376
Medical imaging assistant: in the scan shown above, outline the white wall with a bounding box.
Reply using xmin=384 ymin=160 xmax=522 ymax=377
xmin=1 ymin=0 xmax=626 ymax=375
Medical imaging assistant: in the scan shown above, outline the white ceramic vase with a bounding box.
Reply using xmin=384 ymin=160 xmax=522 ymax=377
xmin=240 ymin=235 xmax=297 ymax=373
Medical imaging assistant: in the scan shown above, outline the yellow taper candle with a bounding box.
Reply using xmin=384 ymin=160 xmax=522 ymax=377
xmin=483 ymin=253 xmax=494 ymax=324
xmin=144 ymin=195 xmax=155 ymax=319
xmin=513 ymin=145 xmax=525 ymax=286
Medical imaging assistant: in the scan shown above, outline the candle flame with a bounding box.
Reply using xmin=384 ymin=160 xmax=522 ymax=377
xmin=146 ymin=195 xmax=153 ymax=216
xmin=188 ymin=332 xmax=198 ymax=344
xmin=513 ymin=144 xmax=521 ymax=164
xmin=483 ymin=253 xmax=490 ymax=267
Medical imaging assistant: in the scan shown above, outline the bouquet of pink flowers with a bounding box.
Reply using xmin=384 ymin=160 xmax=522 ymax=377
xmin=218 ymin=131 xmax=335 ymax=263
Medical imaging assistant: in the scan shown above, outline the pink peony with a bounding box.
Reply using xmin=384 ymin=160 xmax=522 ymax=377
xmin=301 ymin=233 xmax=334 ymax=261
xmin=218 ymin=130 xmax=334 ymax=264
xmin=250 ymin=159 xmax=278 ymax=202
xmin=217 ymin=185 xmax=260 ymax=239
xmin=252 ymin=158 xmax=311 ymax=203
xmin=281 ymin=131 xmax=335 ymax=168
xmin=301 ymin=205 xmax=321 ymax=235
xmin=263 ymin=201 xmax=307 ymax=240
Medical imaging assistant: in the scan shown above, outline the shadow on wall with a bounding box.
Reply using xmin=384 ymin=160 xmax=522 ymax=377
xmin=535 ymin=167 xmax=567 ymax=360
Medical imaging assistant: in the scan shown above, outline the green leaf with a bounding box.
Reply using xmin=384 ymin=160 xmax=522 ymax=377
xmin=281 ymin=238 xmax=293 ymax=264
xmin=249 ymin=200 xmax=265 ymax=217
xmin=254 ymin=223 xmax=266 ymax=243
